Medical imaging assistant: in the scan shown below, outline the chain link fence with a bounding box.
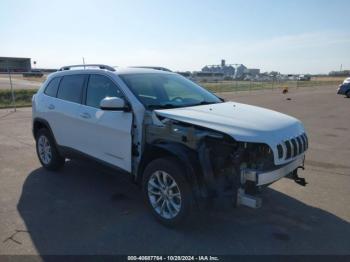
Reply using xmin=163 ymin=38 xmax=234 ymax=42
xmin=0 ymin=72 xmax=42 ymax=109
xmin=201 ymin=77 xmax=342 ymax=94
xmin=0 ymin=73 xmax=343 ymax=109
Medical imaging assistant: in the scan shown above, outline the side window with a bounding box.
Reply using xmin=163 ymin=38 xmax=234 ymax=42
xmin=44 ymin=77 xmax=61 ymax=97
xmin=57 ymin=75 xmax=86 ymax=103
xmin=86 ymin=74 xmax=123 ymax=108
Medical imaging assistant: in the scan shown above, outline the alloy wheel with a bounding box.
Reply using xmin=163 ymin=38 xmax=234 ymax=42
xmin=147 ymin=170 xmax=182 ymax=219
xmin=38 ymin=135 xmax=52 ymax=165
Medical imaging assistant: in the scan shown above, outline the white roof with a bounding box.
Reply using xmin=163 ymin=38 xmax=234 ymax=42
xmin=115 ymin=67 xmax=173 ymax=75
xmin=47 ymin=66 xmax=173 ymax=79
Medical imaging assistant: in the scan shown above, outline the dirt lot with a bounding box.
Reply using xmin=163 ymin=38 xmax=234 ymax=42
xmin=0 ymin=86 xmax=349 ymax=255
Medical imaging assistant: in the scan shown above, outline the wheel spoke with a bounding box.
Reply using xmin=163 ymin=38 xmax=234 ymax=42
xmin=161 ymin=172 xmax=169 ymax=186
xmin=148 ymin=179 xmax=161 ymax=190
xmin=168 ymin=199 xmax=180 ymax=212
xmin=169 ymin=191 xmax=180 ymax=198
xmin=160 ymin=199 xmax=166 ymax=215
xmin=155 ymin=196 xmax=163 ymax=205
xmin=165 ymin=200 xmax=174 ymax=217
xmin=168 ymin=180 xmax=177 ymax=189
xmin=155 ymin=172 xmax=165 ymax=187
xmin=148 ymin=188 xmax=161 ymax=196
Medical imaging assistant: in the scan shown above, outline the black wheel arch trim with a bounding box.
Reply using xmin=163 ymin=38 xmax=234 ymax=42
xmin=33 ymin=118 xmax=59 ymax=147
xmin=137 ymin=141 xmax=207 ymax=199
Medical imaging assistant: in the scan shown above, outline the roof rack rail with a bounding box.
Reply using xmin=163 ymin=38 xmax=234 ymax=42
xmin=130 ymin=66 xmax=172 ymax=72
xmin=58 ymin=64 xmax=116 ymax=72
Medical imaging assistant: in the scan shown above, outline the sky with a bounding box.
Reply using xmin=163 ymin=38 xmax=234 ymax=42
xmin=1 ymin=0 xmax=349 ymax=74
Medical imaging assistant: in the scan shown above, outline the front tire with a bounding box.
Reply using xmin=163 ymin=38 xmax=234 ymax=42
xmin=142 ymin=157 xmax=194 ymax=227
xmin=346 ymin=90 xmax=350 ymax=98
xmin=35 ymin=129 xmax=65 ymax=171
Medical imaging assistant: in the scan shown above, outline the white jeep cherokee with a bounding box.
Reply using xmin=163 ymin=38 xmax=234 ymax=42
xmin=32 ymin=64 xmax=308 ymax=226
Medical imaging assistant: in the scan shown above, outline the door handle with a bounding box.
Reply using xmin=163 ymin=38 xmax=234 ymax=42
xmin=80 ymin=112 xmax=91 ymax=119
xmin=48 ymin=104 xmax=55 ymax=110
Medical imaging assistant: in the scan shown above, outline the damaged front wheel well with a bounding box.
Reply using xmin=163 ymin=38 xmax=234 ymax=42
xmin=136 ymin=143 xmax=201 ymax=194
xmin=136 ymin=146 xmax=172 ymax=183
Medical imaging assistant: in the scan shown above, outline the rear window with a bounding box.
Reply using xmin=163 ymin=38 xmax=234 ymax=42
xmin=44 ymin=77 xmax=61 ymax=97
xmin=57 ymin=75 xmax=86 ymax=104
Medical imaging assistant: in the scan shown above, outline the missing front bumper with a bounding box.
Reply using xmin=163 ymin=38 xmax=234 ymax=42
xmin=236 ymin=155 xmax=306 ymax=208
xmin=242 ymin=155 xmax=305 ymax=186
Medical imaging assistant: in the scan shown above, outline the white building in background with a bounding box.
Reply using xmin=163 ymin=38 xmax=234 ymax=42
xmin=244 ymin=68 xmax=260 ymax=76
xmin=201 ymin=59 xmax=235 ymax=77
xmin=0 ymin=56 xmax=31 ymax=72
xmin=200 ymin=59 xmax=259 ymax=80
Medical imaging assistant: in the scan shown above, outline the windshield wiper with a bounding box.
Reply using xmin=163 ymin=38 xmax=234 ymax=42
xmin=148 ymin=104 xmax=179 ymax=110
xmin=148 ymin=101 xmax=221 ymax=110
xmin=188 ymin=101 xmax=221 ymax=107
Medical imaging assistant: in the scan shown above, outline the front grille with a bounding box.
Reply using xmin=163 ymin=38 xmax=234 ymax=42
xmin=296 ymin=136 xmax=303 ymax=154
xmin=300 ymin=135 xmax=306 ymax=150
xmin=277 ymin=133 xmax=308 ymax=160
xmin=285 ymin=140 xmax=292 ymax=159
xmin=277 ymin=144 xmax=283 ymax=158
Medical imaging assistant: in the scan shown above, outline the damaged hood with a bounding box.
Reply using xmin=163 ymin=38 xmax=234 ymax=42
xmin=155 ymin=101 xmax=305 ymax=147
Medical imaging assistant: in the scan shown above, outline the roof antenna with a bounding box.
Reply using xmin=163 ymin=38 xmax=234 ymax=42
xmin=82 ymin=57 xmax=86 ymax=69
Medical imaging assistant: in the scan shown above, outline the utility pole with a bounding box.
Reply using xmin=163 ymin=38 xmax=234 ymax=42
xmin=82 ymin=57 xmax=86 ymax=69
xmin=7 ymin=60 xmax=16 ymax=112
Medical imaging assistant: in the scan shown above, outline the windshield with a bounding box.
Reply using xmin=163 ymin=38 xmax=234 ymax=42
xmin=119 ymin=73 xmax=222 ymax=109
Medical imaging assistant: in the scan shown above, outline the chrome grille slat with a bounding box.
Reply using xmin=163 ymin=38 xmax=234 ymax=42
xmin=285 ymin=140 xmax=292 ymax=159
xmin=291 ymin=138 xmax=298 ymax=157
xmin=300 ymin=135 xmax=306 ymax=151
xmin=281 ymin=133 xmax=308 ymax=160
xmin=277 ymin=144 xmax=283 ymax=159
xmin=281 ymin=142 xmax=287 ymax=160
xmin=304 ymin=134 xmax=309 ymax=149
xmin=296 ymin=136 xmax=303 ymax=154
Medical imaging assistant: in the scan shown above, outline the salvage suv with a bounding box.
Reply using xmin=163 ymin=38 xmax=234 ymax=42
xmin=32 ymin=64 xmax=308 ymax=226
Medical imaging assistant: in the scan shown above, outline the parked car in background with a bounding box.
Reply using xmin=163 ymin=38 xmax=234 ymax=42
xmin=23 ymin=69 xmax=44 ymax=78
xmin=337 ymin=82 xmax=350 ymax=98
xmin=298 ymin=74 xmax=311 ymax=81
xmin=342 ymin=77 xmax=350 ymax=84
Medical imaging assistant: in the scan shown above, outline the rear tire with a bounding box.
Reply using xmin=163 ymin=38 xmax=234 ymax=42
xmin=35 ymin=128 xmax=65 ymax=171
xmin=346 ymin=91 xmax=350 ymax=98
xmin=142 ymin=157 xmax=194 ymax=227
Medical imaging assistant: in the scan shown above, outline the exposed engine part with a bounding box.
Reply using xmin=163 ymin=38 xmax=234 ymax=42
xmin=287 ymin=168 xmax=307 ymax=186
xmin=202 ymin=136 xmax=274 ymax=169
xmin=198 ymin=142 xmax=216 ymax=196
xmin=197 ymin=135 xmax=276 ymax=200
xmin=145 ymin=114 xmax=224 ymax=150
xmin=145 ymin=113 xmax=291 ymax=204
xmin=236 ymin=188 xmax=262 ymax=208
